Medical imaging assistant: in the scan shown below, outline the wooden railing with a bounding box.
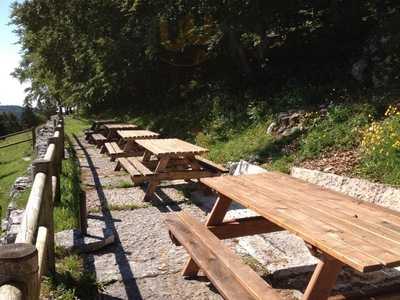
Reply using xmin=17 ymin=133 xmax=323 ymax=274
xmin=0 ymin=116 xmax=64 ymax=300
xmin=0 ymin=127 xmax=37 ymax=150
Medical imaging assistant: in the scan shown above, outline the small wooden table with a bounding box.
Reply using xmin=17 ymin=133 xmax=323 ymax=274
xmin=115 ymin=138 xmax=227 ymax=201
xmin=103 ymin=123 xmax=138 ymax=141
xmin=183 ymin=172 xmax=400 ymax=300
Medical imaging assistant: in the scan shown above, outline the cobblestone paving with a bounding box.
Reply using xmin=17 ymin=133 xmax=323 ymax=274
xmin=72 ymin=136 xmax=400 ymax=300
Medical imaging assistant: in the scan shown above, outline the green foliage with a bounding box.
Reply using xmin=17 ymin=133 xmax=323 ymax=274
xmin=299 ymin=104 xmax=374 ymax=159
xmin=0 ymin=132 xmax=33 ymax=218
xmin=197 ymin=123 xmax=274 ymax=163
xmin=358 ymin=106 xmax=400 ymax=185
xmin=41 ymin=254 xmax=99 ymax=299
xmin=56 ymin=136 xmax=81 ymax=231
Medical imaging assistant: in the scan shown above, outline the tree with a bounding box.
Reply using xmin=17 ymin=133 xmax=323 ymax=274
xmin=20 ymin=104 xmax=38 ymax=128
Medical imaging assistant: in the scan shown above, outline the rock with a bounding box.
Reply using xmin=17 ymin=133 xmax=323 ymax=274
xmin=231 ymin=160 xmax=267 ymax=176
xmin=267 ymin=122 xmax=277 ymax=134
xmin=281 ymin=126 xmax=301 ymax=137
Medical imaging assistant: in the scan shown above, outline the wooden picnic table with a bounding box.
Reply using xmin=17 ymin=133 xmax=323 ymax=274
xmin=115 ymin=138 xmax=227 ymax=201
xmin=179 ymin=172 xmax=400 ymax=300
xmin=91 ymin=119 xmax=118 ymax=130
xmin=101 ymin=130 xmax=160 ymax=160
xmin=102 ymin=123 xmax=138 ymax=141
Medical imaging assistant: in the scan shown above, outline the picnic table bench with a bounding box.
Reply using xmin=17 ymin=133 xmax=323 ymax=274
xmin=115 ymin=138 xmax=227 ymax=201
xmin=90 ymin=133 xmax=107 ymax=148
xmin=103 ymin=123 xmax=138 ymax=141
xmin=84 ymin=119 xmax=118 ymax=140
xmin=100 ymin=130 xmax=160 ymax=161
xmin=167 ymin=172 xmax=400 ymax=300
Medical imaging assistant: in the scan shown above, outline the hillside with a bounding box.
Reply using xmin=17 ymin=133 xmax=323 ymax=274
xmin=0 ymin=105 xmax=23 ymax=118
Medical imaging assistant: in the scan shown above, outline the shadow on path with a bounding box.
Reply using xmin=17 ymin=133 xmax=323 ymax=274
xmin=73 ymin=134 xmax=143 ymax=300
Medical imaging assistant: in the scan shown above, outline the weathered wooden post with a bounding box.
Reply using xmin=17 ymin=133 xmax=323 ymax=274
xmin=0 ymin=243 xmax=39 ymax=300
xmin=31 ymin=127 xmax=36 ymax=152
xmin=32 ymin=159 xmax=55 ymax=274
xmin=79 ymin=191 xmax=88 ymax=235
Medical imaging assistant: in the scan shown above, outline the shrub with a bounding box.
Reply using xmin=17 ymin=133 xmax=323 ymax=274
xmin=358 ymin=105 xmax=400 ymax=185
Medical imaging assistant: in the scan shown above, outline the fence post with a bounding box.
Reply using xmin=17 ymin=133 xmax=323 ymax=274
xmin=0 ymin=243 xmax=39 ymax=300
xmin=32 ymin=159 xmax=55 ymax=275
xmin=31 ymin=127 xmax=36 ymax=152
xmin=79 ymin=191 xmax=88 ymax=235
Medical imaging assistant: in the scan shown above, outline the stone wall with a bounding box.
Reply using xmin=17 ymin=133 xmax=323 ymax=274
xmin=1 ymin=117 xmax=56 ymax=244
xmin=291 ymin=167 xmax=400 ymax=212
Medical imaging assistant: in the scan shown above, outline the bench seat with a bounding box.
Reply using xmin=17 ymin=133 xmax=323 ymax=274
xmin=115 ymin=157 xmax=155 ymax=183
xmin=166 ymin=212 xmax=282 ymax=300
xmin=101 ymin=142 xmax=124 ymax=161
xmin=90 ymin=133 xmax=107 ymax=148
xmin=195 ymin=155 xmax=228 ymax=173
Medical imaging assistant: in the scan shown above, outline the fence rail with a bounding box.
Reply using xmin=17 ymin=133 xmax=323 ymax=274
xmin=0 ymin=127 xmax=37 ymax=150
xmin=0 ymin=115 xmax=65 ymax=300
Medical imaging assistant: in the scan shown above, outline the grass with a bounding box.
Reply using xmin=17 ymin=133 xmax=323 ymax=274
xmin=0 ymin=131 xmax=33 ymax=218
xmin=41 ymin=253 xmax=100 ymax=299
xmin=55 ymin=116 xmax=90 ymax=231
xmin=55 ymin=136 xmax=81 ymax=232
xmin=64 ymin=116 xmax=90 ymax=137
xmin=196 ymin=122 xmax=274 ymax=163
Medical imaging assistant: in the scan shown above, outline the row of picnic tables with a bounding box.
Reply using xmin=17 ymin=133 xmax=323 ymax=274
xmin=86 ymin=119 xmax=400 ymax=300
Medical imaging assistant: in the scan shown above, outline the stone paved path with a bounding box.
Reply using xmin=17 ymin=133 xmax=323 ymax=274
xmin=72 ymin=135 xmax=400 ymax=300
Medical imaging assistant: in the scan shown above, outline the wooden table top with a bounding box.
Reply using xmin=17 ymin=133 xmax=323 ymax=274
xmin=103 ymin=123 xmax=138 ymax=130
xmin=117 ymin=130 xmax=159 ymax=140
xmin=201 ymin=172 xmax=400 ymax=273
xmin=135 ymin=138 xmax=208 ymax=156
xmin=93 ymin=119 xmax=117 ymax=125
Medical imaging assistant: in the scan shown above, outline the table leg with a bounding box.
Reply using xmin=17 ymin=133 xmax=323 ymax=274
xmin=142 ymin=150 xmax=152 ymax=162
xmin=182 ymin=195 xmax=232 ymax=277
xmin=143 ymin=156 xmax=170 ymax=202
xmin=302 ymin=255 xmax=342 ymax=300
xmin=123 ymin=140 xmax=133 ymax=152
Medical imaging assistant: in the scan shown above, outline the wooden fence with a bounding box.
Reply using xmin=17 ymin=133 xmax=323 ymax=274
xmin=0 ymin=116 xmax=65 ymax=300
xmin=0 ymin=128 xmax=37 ymax=150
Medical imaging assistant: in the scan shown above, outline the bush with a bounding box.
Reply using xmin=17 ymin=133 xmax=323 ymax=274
xmin=358 ymin=105 xmax=400 ymax=185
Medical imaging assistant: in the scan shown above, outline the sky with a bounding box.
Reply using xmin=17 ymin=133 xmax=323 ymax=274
xmin=0 ymin=0 xmax=28 ymax=106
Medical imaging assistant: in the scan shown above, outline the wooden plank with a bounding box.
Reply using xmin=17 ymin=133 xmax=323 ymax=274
xmin=104 ymin=123 xmax=138 ymax=130
xmin=261 ymin=172 xmax=400 ymax=241
xmin=117 ymin=158 xmax=141 ymax=176
xmin=132 ymin=170 xmax=219 ymax=185
xmin=127 ymin=157 xmax=154 ymax=176
xmin=183 ymin=195 xmax=231 ymax=277
xmin=195 ymin=155 xmax=228 ymax=172
xmin=208 ymin=216 xmax=283 ymax=239
xmin=240 ymin=176 xmax=400 ymax=258
xmin=201 ymin=175 xmax=385 ymax=272
xmin=168 ymin=212 xmax=283 ymax=300
xmin=233 ymin=175 xmax=400 ymax=270
xmin=110 ymin=142 xmax=123 ymax=154
xmin=117 ymin=130 xmax=159 ymax=139
xmin=136 ymin=138 xmax=208 ymax=156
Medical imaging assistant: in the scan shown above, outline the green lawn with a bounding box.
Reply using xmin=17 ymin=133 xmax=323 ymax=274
xmin=0 ymin=132 xmax=33 ymax=218
xmin=55 ymin=116 xmax=90 ymax=231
